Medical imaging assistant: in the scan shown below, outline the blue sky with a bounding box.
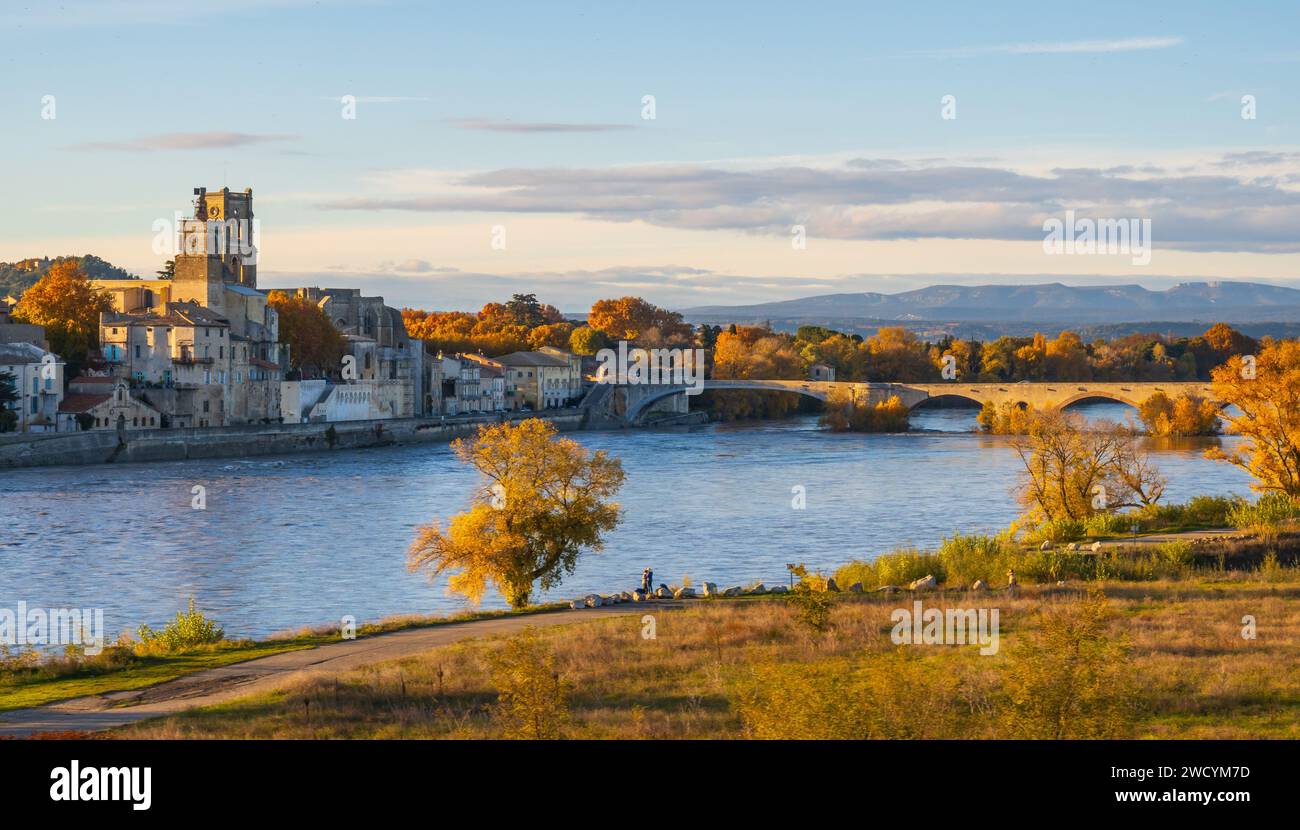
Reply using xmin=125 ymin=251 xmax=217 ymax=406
xmin=2 ymin=0 xmax=1297 ymax=311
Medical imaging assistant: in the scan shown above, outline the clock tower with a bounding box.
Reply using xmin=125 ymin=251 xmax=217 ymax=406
xmin=174 ymin=187 xmax=258 ymax=305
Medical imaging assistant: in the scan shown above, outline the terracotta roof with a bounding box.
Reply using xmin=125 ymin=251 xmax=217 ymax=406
xmin=58 ymin=393 xmax=111 ymax=413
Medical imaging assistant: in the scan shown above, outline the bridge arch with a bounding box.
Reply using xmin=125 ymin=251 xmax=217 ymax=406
xmin=908 ymin=392 xmax=987 ymax=411
xmin=1056 ymin=391 xmax=1143 ymax=410
xmin=623 ymin=381 xmax=830 ymax=424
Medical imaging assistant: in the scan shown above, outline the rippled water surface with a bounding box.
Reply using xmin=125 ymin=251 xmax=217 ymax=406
xmin=0 ymin=403 xmax=1254 ymax=639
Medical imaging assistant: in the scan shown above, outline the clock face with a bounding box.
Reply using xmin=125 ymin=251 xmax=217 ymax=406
xmin=208 ymin=206 xmax=221 ymax=218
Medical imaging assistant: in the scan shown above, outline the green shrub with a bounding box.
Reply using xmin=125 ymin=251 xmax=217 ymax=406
xmin=835 ymin=548 xmax=944 ymax=589
xmin=487 ymin=629 xmax=569 ymax=740
xmin=1023 ymin=519 xmax=1086 ymax=546
xmin=1228 ymin=494 xmax=1300 ymax=530
xmin=1083 ymin=512 xmax=1128 ymax=537
xmin=1181 ymin=496 xmax=1240 ymax=527
xmin=1156 ymin=541 xmax=1194 ymax=574
xmin=936 ymin=533 xmax=1008 ymax=586
xmin=1001 ymin=591 xmax=1136 ymax=739
xmin=136 ymin=599 xmax=225 ymax=654
xmin=786 ymin=564 xmax=834 ymax=633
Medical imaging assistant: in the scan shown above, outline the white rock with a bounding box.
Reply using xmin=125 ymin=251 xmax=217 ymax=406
xmin=673 ymin=586 xmax=696 ymax=599
xmin=971 ymin=580 xmax=987 ymax=591
xmin=722 ymin=586 xmax=743 ymax=597
xmin=700 ymin=582 xmax=718 ymax=597
xmin=1090 ymin=541 xmax=1103 ymax=552
xmin=1039 ymin=541 xmax=1052 ymax=551
xmin=654 ymin=586 xmax=672 ymax=599
xmin=908 ymin=574 xmax=937 ymax=591
xmin=569 ymin=599 xmax=586 ymax=609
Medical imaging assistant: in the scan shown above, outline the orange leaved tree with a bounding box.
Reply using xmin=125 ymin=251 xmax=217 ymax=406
xmin=408 ymin=420 xmax=625 ymax=608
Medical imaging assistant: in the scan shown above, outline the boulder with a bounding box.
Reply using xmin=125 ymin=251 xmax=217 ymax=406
xmin=825 ymin=577 xmax=840 ymax=592
xmin=722 ymin=586 xmax=744 ymax=597
xmin=653 ymin=586 xmax=672 ymax=599
xmin=700 ymin=582 xmax=718 ymax=597
xmin=673 ymin=586 xmax=696 ymax=599
xmin=908 ymin=574 xmax=937 ymax=591
xmin=746 ymin=584 xmax=767 ymax=595
xmin=1066 ymin=542 xmax=1079 ymax=552
xmin=1039 ymin=540 xmax=1052 ymax=551
xmin=847 ymin=582 xmax=864 ymax=593
xmin=1090 ymin=541 xmax=1103 ymax=552
xmin=584 ymin=594 xmax=601 ymax=608
xmin=971 ymin=579 xmax=987 ymax=591
xmin=876 ymin=585 xmax=901 ymax=595
xmin=569 ymin=599 xmax=586 ymax=610
xmin=631 ymin=589 xmax=646 ymax=602
xmin=768 ymin=585 xmax=789 ymax=595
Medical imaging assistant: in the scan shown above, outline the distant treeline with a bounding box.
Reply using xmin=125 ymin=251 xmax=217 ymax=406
xmin=0 ymin=255 xmax=136 ymax=297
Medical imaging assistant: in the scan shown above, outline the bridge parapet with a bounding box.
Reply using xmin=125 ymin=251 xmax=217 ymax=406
xmin=591 ymin=379 xmax=1218 ymax=425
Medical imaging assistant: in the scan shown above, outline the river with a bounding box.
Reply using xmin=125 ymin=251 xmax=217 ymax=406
xmin=0 ymin=403 xmax=1255 ymax=642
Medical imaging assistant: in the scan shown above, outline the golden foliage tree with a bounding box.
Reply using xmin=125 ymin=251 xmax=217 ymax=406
xmin=267 ymin=291 xmax=347 ymax=377
xmin=11 ymin=260 xmax=113 ymax=364
xmin=1206 ymin=340 xmax=1300 ymax=498
xmin=820 ymin=390 xmax=909 ymax=432
xmin=587 ymin=296 xmax=691 ymax=345
xmin=1010 ymin=410 xmax=1165 ymax=521
xmin=1137 ymin=391 xmax=1221 ymax=437
xmin=408 ymin=420 xmax=625 ymax=608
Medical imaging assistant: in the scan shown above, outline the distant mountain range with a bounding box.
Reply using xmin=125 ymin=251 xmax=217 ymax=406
xmin=680 ymin=282 xmax=1300 ymax=327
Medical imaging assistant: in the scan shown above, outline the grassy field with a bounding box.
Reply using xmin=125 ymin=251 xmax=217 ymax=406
xmin=118 ymin=572 xmax=1300 ymax=740
xmin=0 ymin=604 xmax=566 ymax=713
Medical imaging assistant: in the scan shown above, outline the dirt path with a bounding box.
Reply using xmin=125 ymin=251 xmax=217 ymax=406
xmin=0 ymin=604 xmax=663 ymax=738
xmin=1086 ymin=528 xmax=1244 ymax=549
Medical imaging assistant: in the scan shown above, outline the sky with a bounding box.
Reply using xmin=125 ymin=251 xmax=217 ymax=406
xmin=1 ymin=0 xmax=1298 ymax=312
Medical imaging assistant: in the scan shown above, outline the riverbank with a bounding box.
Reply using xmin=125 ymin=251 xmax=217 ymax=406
xmin=0 ymin=409 xmax=584 ymax=469
xmin=115 ymin=572 xmax=1300 ymax=740
xmin=3 ymin=526 xmax=1293 ymax=737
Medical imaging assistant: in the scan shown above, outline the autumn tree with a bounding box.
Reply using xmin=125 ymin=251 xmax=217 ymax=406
xmin=864 ymin=327 xmax=936 ymax=381
xmin=408 ymin=420 xmax=625 ymax=608
xmin=821 ymin=390 xmax=909 ymax=432
xmin=1137 ymin=391 xmax=1221 ymax=437
xmin=568 ymin=325 xmax=612 ymax=356
xmin=11 ymin=260 xmax=113 ymax=365
xmin=588 ymin=296 xmax=692 ymax=345
xmin=267 ymin=291 xmax=347 ymax=378
xmin=1206 ymin=340 xmax=1300 ymax=498
xmin=1010 ymin=410 xmax=1165 ymax=522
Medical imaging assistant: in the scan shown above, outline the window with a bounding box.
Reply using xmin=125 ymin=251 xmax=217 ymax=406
xmin=134 ymin=345 xmax=141 ymax=359
xmin=203 ymin=400 xmax=210 ymax=413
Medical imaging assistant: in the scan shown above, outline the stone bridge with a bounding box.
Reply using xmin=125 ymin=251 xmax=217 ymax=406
xmin=597 ymin=379 xmax=1216 ymax=425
